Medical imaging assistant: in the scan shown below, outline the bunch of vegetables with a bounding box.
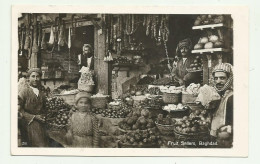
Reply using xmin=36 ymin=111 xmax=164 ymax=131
xmin=194 ymin=14 xmax=226 ymax=26
xmin=174 ymin=109 xmax=211 ymax=134
xmin=118 ymin=128 xmax=161 ymax=147
xmin=119 ymin=108 xmax=156 ymax=131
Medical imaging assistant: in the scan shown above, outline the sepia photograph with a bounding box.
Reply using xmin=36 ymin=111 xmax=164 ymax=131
xmin=11 ymin=5 xmax=248 ymax=156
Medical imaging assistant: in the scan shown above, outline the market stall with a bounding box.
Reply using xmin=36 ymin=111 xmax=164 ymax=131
xmin=18 ymin=13 xmax=233 ymax=148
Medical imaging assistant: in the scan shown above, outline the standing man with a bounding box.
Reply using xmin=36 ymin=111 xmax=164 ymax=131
xmin=78 ymin=44 xmax=94 ymax=70
xmin=210 ymin=63 xmax=233 ymax=147
xmin=168 ymin=38 xmax=201 ymax=86
xmin=18 ymin=68 xmax=48 ymax=147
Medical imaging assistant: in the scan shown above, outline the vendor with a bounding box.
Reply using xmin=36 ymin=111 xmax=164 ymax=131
xmin=78 ymin=44 xmax=94 ymax=70
xmin=210 ymin=63 xmax=233 ymax=146
xmin=168 ymin=38 xmax=201 ymax=86
xmin=18 ymin=68 xmax=48 ymax=147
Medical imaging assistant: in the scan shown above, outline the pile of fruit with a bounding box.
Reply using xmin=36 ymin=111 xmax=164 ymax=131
xmin=194 ymin=35 xmax=224 ymax=50
xmin=45 ymin=97 xmax=71 ymax=111
xmin=148 ymin=87 xmax=162 ymax=95
xmin=49 ymin=109 xmax=70 ymax=126
xmin=118 ymin=128 xmax=161 ymax=147
xmin=45 ymin=97 xmax=72 ymax=128
xmin=139 ymin=96 xmax=163 ymax=109
xmin=119 ymin=108 xmax=156 ymax=131
xmin=187 ymin=56 xmax=203 ymax=71
xmin=91 ymin=107 xmax=131 ymax=118
xmin=174 ymin=109 xmax=211 ymax=134
xmin=194 ymin=14 xmax=226 ymax=26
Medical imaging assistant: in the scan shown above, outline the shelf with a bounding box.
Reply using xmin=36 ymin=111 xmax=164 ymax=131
xmin=112 ymin=63 xmax=144 ymax=68
xmin=191 ymin=48 xmax=229 ymax=54
xmin=192 ymin=23 xmax=227 ymax=30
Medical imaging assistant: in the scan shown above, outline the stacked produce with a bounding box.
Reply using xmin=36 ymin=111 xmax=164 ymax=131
xmin=194 ymin=34 xmax=224 ymax=50
xmin=45 ymin=97 xmax=71 ymax=112
xmin=119 ymin=108 xmax=155 ymax=131
xmin=187 ymin=56 xmax=203 ymax=71
xmin=118 ymin=128 xmax=161 ymax=147
xmin=91 ymin=105 xmax=131 ymax=118
xmin=194 ymin=14 xmax=225 ymax=26
xmin=45 ymin=97 xmax=72 ymax=128
xmin=174 ymin=109 xmax=211 ymax=134
xmin=148 ymin=87 xmax=162 ymax=95
xmin=51 ymin=110 xmax=70 ymax=126
xmin=138 ymin=96 xmax=163 ymax=109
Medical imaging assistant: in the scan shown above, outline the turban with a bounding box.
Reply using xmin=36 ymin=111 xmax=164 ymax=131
xmin=176 ymin=38 xmax=193 ymax=55
xmin=75 ymin=91 xmax=92 ymax=105
xmin=212 ymin=63 xmax=233 ymax=93
xmin=27 ymin=68 xmax=42 ymax=77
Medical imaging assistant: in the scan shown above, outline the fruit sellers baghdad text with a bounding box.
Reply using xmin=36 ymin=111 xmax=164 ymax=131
xmin=167 ymin=141 xmax=218 ymax=147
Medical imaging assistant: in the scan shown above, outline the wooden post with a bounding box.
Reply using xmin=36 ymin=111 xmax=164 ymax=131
xmin=94 ymin=25 xmax=111 ymax=95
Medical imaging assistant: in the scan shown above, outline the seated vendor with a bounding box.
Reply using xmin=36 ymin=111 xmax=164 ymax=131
xmin=168 ymin=38 xmax=201 ymax=86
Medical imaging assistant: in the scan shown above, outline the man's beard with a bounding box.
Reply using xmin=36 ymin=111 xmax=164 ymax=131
xmin=216 ymin=84 xmax=224 ymax=90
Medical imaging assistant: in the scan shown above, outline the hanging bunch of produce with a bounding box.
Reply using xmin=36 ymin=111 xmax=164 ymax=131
xmin=143 ymin=14 xmax=169 ymax=44
xmin=57 ymin=20 xmax=66 ymax=51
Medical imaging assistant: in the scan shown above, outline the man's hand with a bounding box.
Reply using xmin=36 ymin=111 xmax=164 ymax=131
xmin=35 ymin=115 xmax=45 ymax=123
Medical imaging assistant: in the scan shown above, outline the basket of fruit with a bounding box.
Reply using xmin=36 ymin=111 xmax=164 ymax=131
xmin=155 ymin=114 xmax=176 ymax=135
xmin=54 ymin=93 xmax=78 ymax=106
xmin=173 ymin=110 xmax=211 ymax=140
xmin=162 ymin=92 xmax=182 ymax=104
xmin=117 ymin=128 xmax=161 ymax=148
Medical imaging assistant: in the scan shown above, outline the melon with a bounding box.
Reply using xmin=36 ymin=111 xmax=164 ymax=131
xmin=204 ymin=42 xmax=214 ymax=49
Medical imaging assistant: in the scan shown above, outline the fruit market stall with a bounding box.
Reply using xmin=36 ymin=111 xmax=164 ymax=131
xmin=18 ymin=13 xmax=233 ymax=148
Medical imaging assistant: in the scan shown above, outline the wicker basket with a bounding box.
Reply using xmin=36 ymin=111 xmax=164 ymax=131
xmin=182 ymin=93 xmax=197 ymax=104
xmin=162 ymin=92 xmax=182 ymax=104
xmin=91 ymin=97 xmax=109 ymax=109
xmin=155 ymin=121 xmax=175 ymax=135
